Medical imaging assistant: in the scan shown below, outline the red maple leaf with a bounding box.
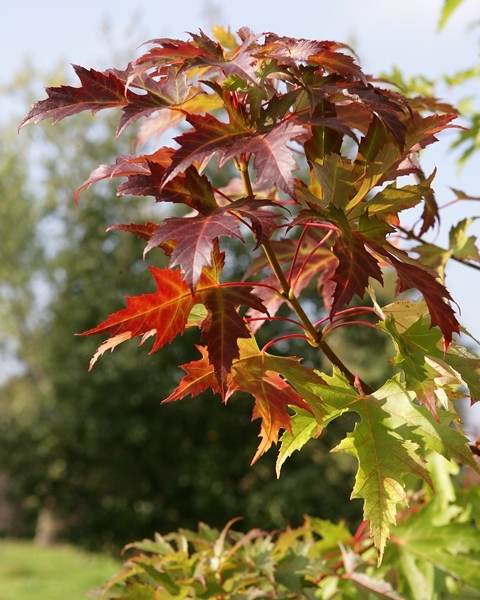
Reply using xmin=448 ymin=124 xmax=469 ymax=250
xmin=223 ymin=197 xmax=285 ymax=247
xmin=222 ymin=121 xmax=310 ymax=197
xmin=19 ymin=66 xmax=129 ymax=128
xmin=79 ymin=266 xmax=195 ymax=354
xmin=330 ymin=234 xmax=384 ymax=316
xmin=133 ymin=38 xmax=205 ymax=70
xmin=119 ymin=162 xmax=218 ymax=215
xmin=356 ymin=213 xmax=460 ymax=345
xmin=228 ymin=363 xmax=312 ymax=463
xmin=163 ymin=112 xmax=252 ymax=184
xmin=163 ymin=345 xmax=221 ymax=402
xmin=258 ymin=34 xmax=329 ymax=66
xmin=199 ymin=285 xmax=268 ymax=385
xmin=308 ymin=51 xmax=367 ymax=85
xmin=387 ymin=254 xmax=460 ymax=346
xmin=74 ymin=148 xmax=173 ymax=203
xmin=144 ymin=212 xmax=244 ymax=289
xmin=194 ymin=27 xmax=260 ymax=85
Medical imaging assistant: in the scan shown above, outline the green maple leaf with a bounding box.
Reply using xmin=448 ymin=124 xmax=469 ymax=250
xmin=311 ymin=154 xmax=358 ymax=209
xmin=383 ymin=314 xmax=444 ymax=417
xmin=322 ymin=373 xmax=430 ymax=562
xmin=316 ymin=370 xmax=478 ymax=562
xmin=276 ymin=408 xmax=322 ymax=477
xmin=381 ymin=308 xmax=480 ymax=405
xmin=388 ymin=497 xmax=480 ymax=594
xmin=449 ymin=217 xmax=480 ymax=262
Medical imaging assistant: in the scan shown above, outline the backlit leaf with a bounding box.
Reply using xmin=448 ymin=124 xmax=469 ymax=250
xmin=144 ymin=212 xmax=244 ymax=289
xmin=79 ymin=266 xmax=194 ymax=356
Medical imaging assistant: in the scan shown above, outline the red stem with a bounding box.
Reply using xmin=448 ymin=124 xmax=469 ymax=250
xmin=291 ymin=230 xmax=335 ymax=291
xmin=287 ymin=226 xmax=309 ymax=285
xmin=324 ymin=320 xmax=378 ymax=335
xmin=247 ymin=315 xmax=305 ymax=330
xmin=262 ymin=333 xmax=310 ymax=352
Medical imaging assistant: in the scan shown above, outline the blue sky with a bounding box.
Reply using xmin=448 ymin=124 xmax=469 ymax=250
xmin=1 ymin=0 xmax=478 ymax=80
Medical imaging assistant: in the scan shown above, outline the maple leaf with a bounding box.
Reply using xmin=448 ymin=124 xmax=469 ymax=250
xmin=88 ymin=332 xmax=132 ymax=371
xmin=19 ymin=66 xmax=130 ymax=128
xmin=383 ymin=316 xmax=447 ymax=418
xmin=389 ymin=499 xmax=480 ymax=593
xmin=144 ymin=212 xmax=244 ymax=289
xmin=354 ymin=212 xmax=460 ymax=345
xmin=74 ymin=148 xmax=173 ymax=203
xmin=449 ymin=217 xmax=480 ymax=263
xmin=348 ymin=170 xmax=437 ymax=224
xmin=107 ymin=221 xmax=175 ymax=257
xmin=349 ymin=116 xmax=405 ymax=208
xmin=228 ymin=363 xmax=312 ymax=464
xmin=129 ymin=66 xmax=189 ymax=106
xmin=386 ymin=254 xmax=459 ymax=346
xmin=307 ymin=50 xmax=368 ymax=84
xmin=222 ymin=121 xmax=310 ymax=197
xmin=310 ymin=154 xmax=358 ymax=209
xmin=163 ymin=345 xmax=221 ymax=402
xmin=404 ymin=111 xmax=459 ymax=152
xmin=330 ymin=231 xmax=384 ymax=316
xmin=381 ymin=306 xmax=480 ymax=404
xmin=163 ymin=112 xmax=252 ymax=185
xmin=134 ymin=37 xmax=205 ymax=70
xmin=223 ymin=196 xmax=285 ymax=247
xmin=194 ymin=27 xmax=260 ymax=86
xmin=258 ymin=34 xmax=329 ymax=66
xmin=234 ymin=336 xmax=327 ymax=415
xmin=275 ymin=409 xmax=321 ymax=475
xmin=79 ymin=266 xmax=195 ymax=357
xmin=297 ymin=114 xmax=359 ymax=150
xmin=199 ymin=285 xmax=267 ymax=385
xmin=118 ymin=162 xmax=218 ymax=215
xmin=19 ymin=65 xmax=181 ymax=137
xmin=113 ymin=69 xmax=190 ymax=136
xmin=321 ymin=372 xmax=432 ymax=562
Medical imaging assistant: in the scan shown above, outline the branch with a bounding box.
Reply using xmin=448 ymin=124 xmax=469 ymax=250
xmin=398 ymin=225 xmax=480 ymax=273
xmin=235 ymin=157 xmax=374 ymax=395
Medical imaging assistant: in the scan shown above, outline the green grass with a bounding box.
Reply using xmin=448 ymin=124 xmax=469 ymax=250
xmin=0 ymin=539 xmax=120 ymax=600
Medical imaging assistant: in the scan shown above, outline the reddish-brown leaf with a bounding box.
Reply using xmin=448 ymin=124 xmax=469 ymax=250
xmin=163 ymin=112 xmax=252 ymax=184
xmin=79 ymin=266 xmax=195 ymax=353
xmin=330 ymin=234 xmax=383 ymax=316
xmin=163 ymin=345 xmax=221 ymax=402
xmin=222 ymin=121 xmax=310 ymax=197
xmin=228 ymin=363 xmax=312 ymax=463
xmin=258 ymin=34 xmax=329 ymax=66
xmin=119 ymin=163 xmax=218 ymax=215
xmin=19 ymin=66 xmax=129 ymax=128
xmin=223 ymin=197 xmax=285 ymax=247
xmin=134 ymin=38 xmax=205 ymax=69
xmin=388 ymin=255 xmax=459 ymax=346
xmin=107 ymin=221 xmax=177 ymax=257
xmin=357 ymin=214 xmax=460 ymax=345
xmin=308 ymin=50 xmax=367 ymax=85
xmin=144 ymin=212 xmax=244 ymax=289
xmin=74 ymin=148 xmax=173 ymax=203
xmin=199 ymin=285 xmax=268 ymax=385
xmin=194 ymin=28 xmax=260 ymax=85
xmin=107 ymin=221 xmax=159 ymax=243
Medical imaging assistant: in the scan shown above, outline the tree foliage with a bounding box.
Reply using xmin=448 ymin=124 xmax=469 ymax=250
xmin=20 ymin=23 xmax=480 ymax=588
xmin=1 ymin=84 xmax=361 ymax=549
